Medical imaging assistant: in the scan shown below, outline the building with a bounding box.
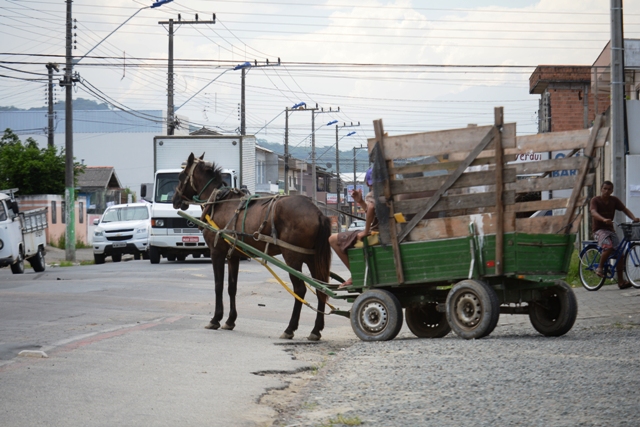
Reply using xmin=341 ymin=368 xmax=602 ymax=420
xmin=529 ymin=39 xmax=640 ymax=239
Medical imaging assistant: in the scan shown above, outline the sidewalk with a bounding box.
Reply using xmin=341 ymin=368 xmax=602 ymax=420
xmin=45 ymin=245 xmax=98 ymax=264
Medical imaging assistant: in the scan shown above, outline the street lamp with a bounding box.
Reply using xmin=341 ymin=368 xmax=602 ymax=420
xmin=74 ymin=0 xmax=174 ymax=65
xmin=62 ymin=0 xmax=173 ymax=262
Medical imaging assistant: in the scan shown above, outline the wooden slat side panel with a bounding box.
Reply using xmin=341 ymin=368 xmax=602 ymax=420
xmin=389 ymin=157 xmax=496 ymax=176
xmin=390 ymin=168 xmax=517 ymax=194
xmin=367 ymin=123 xmax=516 ymax=159
xmin=513 ymin=156 xmax=587 ymax=175
xmin=404 ymin=212 xmax=516 ymax=241
xmin=511 ymin=126 xmax=609 ymax=154
xmin=515 ymin=215 xmax=572 ymax=234
xmin=508 ymin=197 xmax=582 ymax=213
xmin=506 ymin=173 xmax=594 ymax=193
xmin=395 ymin=191 xmax=516 ymax=215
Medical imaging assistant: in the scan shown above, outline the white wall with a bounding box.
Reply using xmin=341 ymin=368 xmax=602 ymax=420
xmin=24 ymin=133 xmax=156 ymax=200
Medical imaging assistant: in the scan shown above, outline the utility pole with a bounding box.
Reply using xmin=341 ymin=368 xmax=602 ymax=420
xmin=167 ymin=19 xmax=174 ymax=135
xmin=46 ymin=63 xmax=59 ymax=147
xmin=62 ymin=0 xmax=75 ymax=261
xmin=310 ymin=106 xmax=339 ymax=205
xmin=240 ymin=67 xmax=246 ymax=135
xmin=611 ymin=0 xmax=626 ymax=207
xmin=159 ymin=14 xmax=216 ymax=135
xmin=311 ymin=110 xmax=316 ymax=204
xmin=335 ymin=122 xmax=359 ymax=221
xmin=284 ymin=107 xmax=289 ymax=193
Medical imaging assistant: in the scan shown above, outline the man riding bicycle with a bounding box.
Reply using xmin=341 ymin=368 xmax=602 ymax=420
xmin=590 ymin=180 xmax=640 ymax=289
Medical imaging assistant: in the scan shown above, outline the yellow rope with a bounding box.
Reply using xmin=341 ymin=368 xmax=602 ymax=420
xmin=204 ymin=215 xmax=336 ymax=314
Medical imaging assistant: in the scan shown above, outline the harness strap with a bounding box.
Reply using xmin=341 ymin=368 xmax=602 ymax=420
xmin=204 ymin=214 xmax=335 ymax=314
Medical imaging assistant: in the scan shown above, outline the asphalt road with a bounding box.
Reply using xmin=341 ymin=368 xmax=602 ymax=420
xmin=2 ymin=248 xmax=640 ymax=426
xmin=0 ymin=252 xmax=355 ymax=427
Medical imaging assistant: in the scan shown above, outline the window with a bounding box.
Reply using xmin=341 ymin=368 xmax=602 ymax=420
xmin=78 ymin=202 xmax=84 ymax=223
xmin=51 ymin=201 xmax=57 ymax=224
xmin=155 ymin=172 xmax=179 ymax=203
xmin=0 ymin=201 xmax=6 ymax=222
xmin=61 ymin=201 xmax=65 ymax=223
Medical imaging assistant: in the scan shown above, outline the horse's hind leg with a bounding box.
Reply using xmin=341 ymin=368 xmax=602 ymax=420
xmin=281 ymin=276 xmax=305 ymax=339
xmin=307 ymin=262 xmax=328 ymax=341
xmin=221 ymin=257 xmax=239 ymax=330
xmin=205 ymin=254 xmax=226 ymax=330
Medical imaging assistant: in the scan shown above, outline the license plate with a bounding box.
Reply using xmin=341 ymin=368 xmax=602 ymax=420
xmin=182 ymin=236 xmax=199 ymax=243
xmin=112 ymin=242 xmax=126 ymax=248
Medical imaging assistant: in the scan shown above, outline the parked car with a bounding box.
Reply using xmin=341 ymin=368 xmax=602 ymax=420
xmin=92 ymin=203 xmax=151 ymax=264
xmin=348 ymin=220 xmax=366 ymax=231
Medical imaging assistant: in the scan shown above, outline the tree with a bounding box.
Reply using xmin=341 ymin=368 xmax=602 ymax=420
xmin=0 ymin=129 xmax=84 ymax=194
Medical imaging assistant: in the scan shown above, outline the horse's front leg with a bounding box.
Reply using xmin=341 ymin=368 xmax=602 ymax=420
xmin=221 ymin=257 xmax=239 ymax=330
xmin=205 ymin=254 xmax=226 ymax=330
xmin=281 ymin=275 xmax=306 ymax=339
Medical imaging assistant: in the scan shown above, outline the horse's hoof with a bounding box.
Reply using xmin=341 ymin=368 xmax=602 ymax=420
xmin=280 ymin=332 xmax=294 ymax=339
xmin=307 ymin=333 xmax=321 ymax=341
xmin=221 ymin=323 xmax=235 ymax=330
xmin=204 ymin=322 xmax=220 ymax=330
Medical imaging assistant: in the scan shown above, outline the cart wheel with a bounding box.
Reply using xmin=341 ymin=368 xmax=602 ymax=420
xmin=94 ymin=253 xmax=105 ymax=265
xmin=29 ymin=247 xmax=46 ymax=272
xmin=625 ymin=243 xmax=640 ymax=289
xmin=446 ymin=279 xmax=500 ymax=340
xmin=351 ymin=290 xmax=403 ymax=342
xmin=578 ymin=245 xmax=605 ymax=291
xmin=529 ymin=280 xmax=577 ymax=337
xmin=405 ymin=303 xmax=451 ymax=338
xmin=149 ymin=246 xmax=161 ymax=264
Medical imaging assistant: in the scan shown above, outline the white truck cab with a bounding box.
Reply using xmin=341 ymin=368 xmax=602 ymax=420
xmin=0 ymin=189 xmax=48 ymax=274
xmin=142 ymin=168 xmax=237 ymax=263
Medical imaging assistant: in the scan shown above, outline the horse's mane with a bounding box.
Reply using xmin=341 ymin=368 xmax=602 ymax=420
xmin=202 ymin=161 xmax=223 ymax=177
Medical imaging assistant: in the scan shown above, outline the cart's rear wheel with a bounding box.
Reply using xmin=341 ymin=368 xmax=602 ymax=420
xmin=579 ymin=246 xmax=605 ymax=291
xmin=351 ymin=290 xmax=403 ymax=342
xmin=405 ymin=303 xmax=451 ymax=338
xmin=446 ymin=279 xmax=500 ymax=340
xmin=529 ymin=280 xmax=577 ymax=337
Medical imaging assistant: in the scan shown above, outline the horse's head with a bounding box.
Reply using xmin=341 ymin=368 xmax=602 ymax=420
xmin=172 ymin=152 xmax=225 ymax=210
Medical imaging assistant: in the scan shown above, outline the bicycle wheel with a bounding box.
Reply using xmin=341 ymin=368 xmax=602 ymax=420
xmin=625 ymin=243 xmax=640 ymax=289
xmin=579 ymin=246 xmax=606 ymax=291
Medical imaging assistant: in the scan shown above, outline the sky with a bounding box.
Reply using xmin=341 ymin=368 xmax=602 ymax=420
xmin=1 ymin=0 xmax=640 ymax=165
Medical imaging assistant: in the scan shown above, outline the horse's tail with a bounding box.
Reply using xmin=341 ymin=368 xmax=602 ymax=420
xmin=313 ymin=213 xmax=333 ymax=283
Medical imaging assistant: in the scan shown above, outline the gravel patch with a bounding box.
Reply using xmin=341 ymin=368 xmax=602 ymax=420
xmin=277 ymin=322 xmax=640 ymax=427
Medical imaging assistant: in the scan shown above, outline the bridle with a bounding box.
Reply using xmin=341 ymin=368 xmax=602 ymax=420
xmin=175 ymin=157 xmax=222 ymax=204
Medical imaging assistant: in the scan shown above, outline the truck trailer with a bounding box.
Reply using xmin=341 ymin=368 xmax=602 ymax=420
xmin=142 ymin=135 xmax=256 ymax=264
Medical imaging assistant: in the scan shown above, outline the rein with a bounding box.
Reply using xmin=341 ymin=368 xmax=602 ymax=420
xmin=176 ymin=158 xmax=316 ymax=256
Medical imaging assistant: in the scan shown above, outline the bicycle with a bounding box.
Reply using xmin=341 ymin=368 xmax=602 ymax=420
xmin=579 ymin=222 xmax=640 ymax=291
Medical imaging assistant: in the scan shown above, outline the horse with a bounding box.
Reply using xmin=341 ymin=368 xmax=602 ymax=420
xmin=172 ymin=153 xmax=333 ymax=341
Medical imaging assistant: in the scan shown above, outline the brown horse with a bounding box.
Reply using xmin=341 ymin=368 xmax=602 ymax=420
xmin=172 ymin=153 xmax=333 ymax=340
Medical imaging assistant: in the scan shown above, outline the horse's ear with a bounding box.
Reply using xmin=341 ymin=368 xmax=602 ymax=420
xmin=199 ymin=153 xmax=205 ymax=160
xmin=187 ymin=152 xmax=195 ymax=165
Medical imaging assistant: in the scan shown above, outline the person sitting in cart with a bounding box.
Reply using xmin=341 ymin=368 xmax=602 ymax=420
xmin=590 ymin=180 xmax=640 ymax=289
xmin=329 ymin=167 xmax=378 ymax=289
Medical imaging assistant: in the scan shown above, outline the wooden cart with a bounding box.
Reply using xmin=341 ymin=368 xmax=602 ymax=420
xmin=343 ymin=107 xmax=609 ymax=341
xmin=179 ymin=108 xmax=608 ymax=342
